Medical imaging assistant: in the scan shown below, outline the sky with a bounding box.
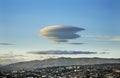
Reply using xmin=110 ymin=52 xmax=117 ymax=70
xmin=0 ymin=0 xmax=120 ymax=65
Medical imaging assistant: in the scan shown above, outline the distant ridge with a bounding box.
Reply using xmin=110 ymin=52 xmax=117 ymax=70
xmin=0 ymin=57 xmax=120 ymax=71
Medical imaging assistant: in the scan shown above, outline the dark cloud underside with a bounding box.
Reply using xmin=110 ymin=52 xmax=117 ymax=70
xmin=0 ymin=43 xmax=14 ymax=45
xmin=27 ymin=50 xmax=98 ymax=55
xmin=68 ymin=43 xmax=84 ymax=45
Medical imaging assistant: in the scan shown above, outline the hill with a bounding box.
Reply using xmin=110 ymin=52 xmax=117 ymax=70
xmin=0 ymin=57 xmax=120 ymax=71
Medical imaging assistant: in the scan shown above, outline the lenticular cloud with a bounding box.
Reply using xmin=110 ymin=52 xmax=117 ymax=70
xmin=38 ymin=25 xmax=85 ymax=43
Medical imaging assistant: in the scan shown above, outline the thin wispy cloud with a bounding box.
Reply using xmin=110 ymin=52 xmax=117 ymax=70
xmin=0 ymin=54 xmax=25 ymax=65
xmin=100 ymin=52 xmax=109 ymax=54
xmin=111 ymin=37 xmax=120 ymax=41
xmin=0 ymin=43 xmax=14 ymax=45
xmin=27 ymin=50 xmax=103 ymax=55
xmin=68 ymin=43 xmax=84 ymax=45
xmin=83 ymin=35 xmax=120 ymax=42
xmin=0 ymin=54 xmax=24 ymax=58
xmin=38 ymin=25 xmax=85 ymax=43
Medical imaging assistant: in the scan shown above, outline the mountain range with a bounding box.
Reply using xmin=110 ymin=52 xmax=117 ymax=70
xmin=0 ymin=57 xmax=120 ymax=71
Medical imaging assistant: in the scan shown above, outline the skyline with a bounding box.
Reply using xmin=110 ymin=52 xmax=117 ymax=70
xmin=0 ymin=0 xmax=120 ymax=65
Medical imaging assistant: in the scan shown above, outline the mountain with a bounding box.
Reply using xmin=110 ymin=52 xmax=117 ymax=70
xmin=0 ymin=57 xmax=120 ymax=71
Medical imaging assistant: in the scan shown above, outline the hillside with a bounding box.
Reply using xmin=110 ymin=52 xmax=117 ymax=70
xmin=0 ymin=57 xmax=120 ymax=71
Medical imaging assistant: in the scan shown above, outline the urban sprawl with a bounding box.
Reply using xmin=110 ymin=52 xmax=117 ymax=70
xmin=0 ymin=63 xmax=120 ymax=78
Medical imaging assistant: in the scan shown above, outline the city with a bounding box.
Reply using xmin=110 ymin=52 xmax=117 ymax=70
xmin=0 ymin=63 xmax=120 ymax=78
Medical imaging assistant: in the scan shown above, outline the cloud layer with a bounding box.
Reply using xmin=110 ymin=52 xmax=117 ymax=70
xmin=0 ymin=54 xmax=25 ymax=65
xmin=27 ymin=50 xmax=98 ymax=55
xmin=68 ymin=43 xmax=84 ymax=45
xmin=83 ymin=35 xmax=120 ymax=42
xmin=0 ymin=43 xmax=13 ymax=45
xmin=38 ymin=25 xmax=85 ymax=43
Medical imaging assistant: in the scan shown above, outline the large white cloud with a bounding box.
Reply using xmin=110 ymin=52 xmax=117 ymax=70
xmin=38 ymin=25 xmax=85 ymax=42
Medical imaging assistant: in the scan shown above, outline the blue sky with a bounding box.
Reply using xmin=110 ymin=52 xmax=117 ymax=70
xmin=0 ymin=0 xmax=120 ymax=64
